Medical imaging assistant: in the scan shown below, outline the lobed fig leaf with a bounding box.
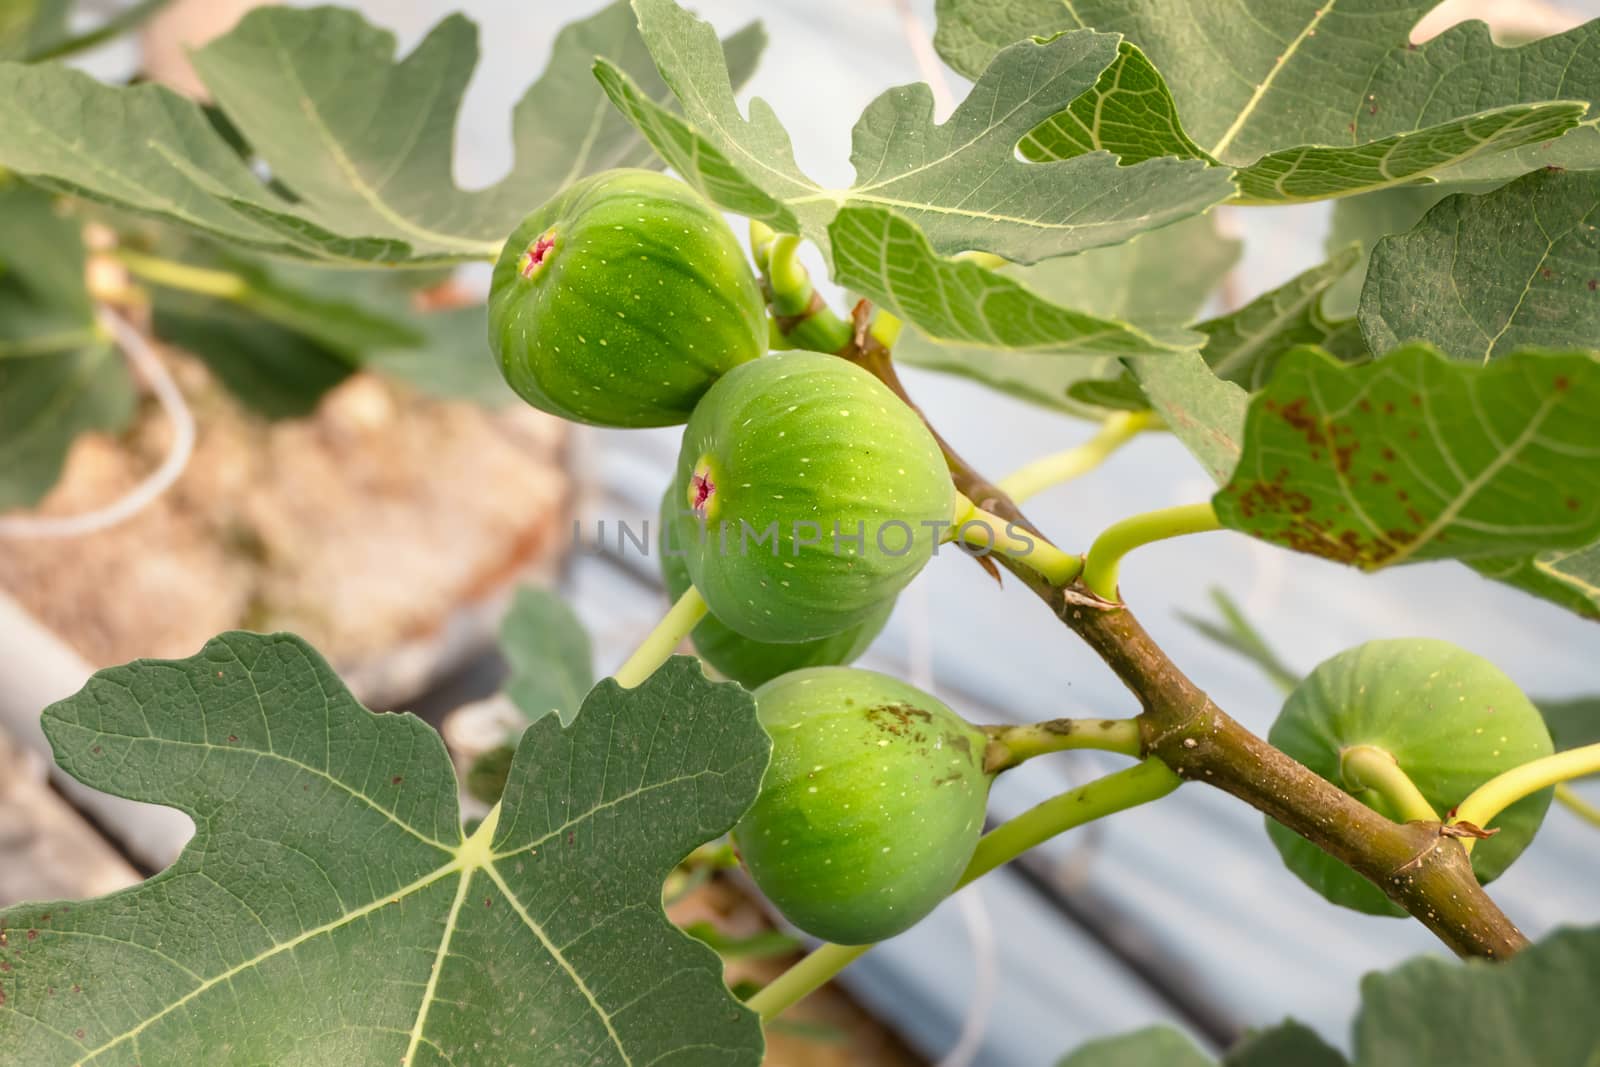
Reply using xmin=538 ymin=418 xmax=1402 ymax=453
xmin=1267 ymin=638 xmax=1553 ymax=916
xmin=489 ymin=169 xmax=766 ymax=427
xmin=733 ymin=668 xmax=991 ymax=944
xmin=0 ymin=635 xmax=769 ymax=1065
xmin=658 ymin=489 xmax=892 ymax=689
xmin=671 ymin=350 xmax=955 ymax=643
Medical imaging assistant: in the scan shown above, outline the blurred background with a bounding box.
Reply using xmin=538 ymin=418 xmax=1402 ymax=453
xmin=1 ymin=1 xmax=1597 ymax=1064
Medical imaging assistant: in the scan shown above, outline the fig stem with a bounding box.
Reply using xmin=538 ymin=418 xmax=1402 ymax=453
xmin=868 ymin=309 xmax=904 ymax=349
xmin=747 ymin=943 xmax=871 ymax=1022
xmin=952 ymin=495 xmax=1083 ymax=585
xmin=111 ymin=248 xmax=248 ymax=300
xmin=955 ymin=250 xmax=1008 ymax=271
xmin=751 ymin=222 xmax=855 ymax=353
xmin=997 ymin=412 xmax=1156 ymax=503
xmin=612 ymin=586 xmax=708 ymax=688
xmin=1082 ymin=501 xmax=1223 ymax=601
xmin=750 ymin=758 xmax=1180 ymax=1022
xmin=1451 ymin=742 xmax=1600 ymax=854
xmin=1339 ymin=744 xmax=1437 ymax=824
xmin=960 ymin=758 xmax=1182 ymax=884
xmin=981 ymin=718 xmax=1144 ymax=773
xmin=1555 ymin=785 xmax=1600 ymax=829
xmin=766 ymin=235 xmax=811 ymax=315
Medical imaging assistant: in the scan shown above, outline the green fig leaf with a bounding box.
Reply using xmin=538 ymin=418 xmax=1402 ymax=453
xmin=1054 ymin=926 xmax=1600 ymax=1066
xmin=605 ymin=0 xmax=1234 ymax=264
xmin=1355 ymin=926 xmax=1600 ymax=1064
xmin=1128 ymin=348 xmax=1250 ymax=484
xmin=1051 ymin=1021 xmax=1347 ymax=1067
xmin=0 ymin=183 xmax=97 ymax=358
xmin=2 ymin=0 xmax=174 ymax=64
xmin=1469 ymin=543 xmax=1600 ymax=621
xmin=1055 ymin=1027 xmax=1212 ymax=1067
xmin=1199 ymin=247 xmax=1368 ymax=390
xmin=0 ymin=340 xmax=133 ymax=511
xmin=1321 ymin=184 xmax=1460 ymax=319
xmin=1214 ymin=344 xmax=1600 ymax=569
xmin=0 ymin=3 xmax=765 ymax=265
xmin=1535 ymin=695 xmax=1600 ymax=754
xmin=891 ymin=212 xmax=1237 ymax=417
xmin=362 ymin=304 xmax=515 ymax=407
xmin=1017 ymin=42 xmax=1213 ymax=165
xmin=499 ymin=586 xmax=595 ymax=727
xmin=0 ymin=183 xmax=133 ymax=509
xmin=150 ymin=294 xmax=352 ymax=419
xmin=1073 ymin=245 xmax=1374 ymax=479
xmin=0 ymin=636 xmax=769 ymax=1066
xmin=830 ymin=207 xmax=1198 ymax=361
xmin=0 ymin=0 xmax=71 ymax=62
xmin=934 ymin=0 xmax=1599 ymax=202
xmin=1224 ymin=1022 xmax=1346 ymax=1067
xmin=1359 ymin=170 xmax=1600 ymax=362
xmin=1068 ymin=246 xmax=1371 ymax=419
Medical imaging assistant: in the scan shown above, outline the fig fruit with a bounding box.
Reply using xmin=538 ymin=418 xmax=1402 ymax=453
xmin=488 ymin=168 xmax=766 ymax=427
xmin=670 ymin=350 xmax=955 ymax=643
xmin=1267 ymin=638 xmax=1553 ymax=916
xmin=732 ymin=667 xmax=991 ymax=944
xmin=658 ymin=490 xmax=892 ymax=688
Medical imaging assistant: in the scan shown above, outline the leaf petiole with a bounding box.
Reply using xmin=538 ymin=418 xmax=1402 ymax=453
xmin=750 ymin=758 xmax=1181 ymax=1021
xmin=997 ymin=411 xmax=1156 ymax=503
xmin=24 ymin=0 xmax=175 ymax=62
xmin=750 ymin=221 xmax=853 ymax=353
xmin=1451 ymin=742 xmax=1600 ymax=853
xmin=1082 ymin=501 xmax=1223 ymax=601
xmin=950 ymin=494 xmax=1083 ymax=585
xmin=1555 ymin=784 xmax=1600 ymax=830
xmin=1340 ymin=744 xmax=1437 ymax=824
xmin=612 ymin=586 xmax=708 ymax=688
xmin=110 ymin=248 xmax=249 ymax=301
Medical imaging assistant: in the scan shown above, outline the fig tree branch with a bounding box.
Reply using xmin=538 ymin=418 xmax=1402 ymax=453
xmin=792 ymin=295 xmax=1531 ymax=961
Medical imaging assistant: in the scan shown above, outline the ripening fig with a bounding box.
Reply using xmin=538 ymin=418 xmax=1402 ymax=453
xmin=658 ymin=489 xmax=892 ymax=688
xmin=732 ymin=667 xmax=991 ymax=944
xmin=1267 ymin=638 xmax=1553 ymax=916
xmin=670 ymin=350 xmax=955 ymax=643
xmin=487 ymin=168 xmax=766 ymax=427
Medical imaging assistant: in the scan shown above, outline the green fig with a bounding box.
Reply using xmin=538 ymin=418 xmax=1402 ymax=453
xmin=671 ymin=350 xmax=955 ymax=643
xmin=488 ymin=168 xmax=765 ymax=427
xmin=1268 ymin=638 xmax=1553 ymax=916
xmin=733 ymin=667 xmax=992 ymax=944
xmin=658 ymin=489 xmax=892 ymax=688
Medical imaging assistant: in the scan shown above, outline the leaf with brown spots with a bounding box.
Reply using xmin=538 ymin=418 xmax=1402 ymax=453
xmin=1215 ymin=343 xmax=1600 ymax=570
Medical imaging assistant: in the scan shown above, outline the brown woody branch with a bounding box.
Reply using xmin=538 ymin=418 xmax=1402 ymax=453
xmin=830 ymin=304 xmax=1528 ymax=960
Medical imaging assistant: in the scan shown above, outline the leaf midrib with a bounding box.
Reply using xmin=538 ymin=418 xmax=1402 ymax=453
xmin=1208 ymin=0 xmax=1342 ymax=159
xmin=244 ymin=17 xmax=491 ymax=256
xmin=65 ymin=764 xmax=723 ymax=1064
